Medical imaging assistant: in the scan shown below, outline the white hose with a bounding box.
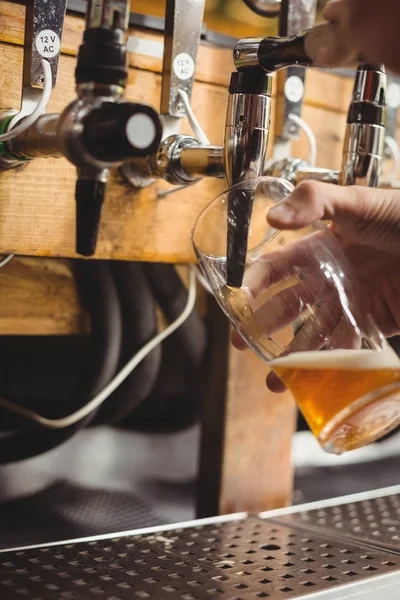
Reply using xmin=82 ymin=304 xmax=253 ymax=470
xmin=0 ymin=254 xmax=14 ymax=268
xmin=177 ymin=88 xmax=210 ymax=145
xmin=288 ymin=113 xmax=317 ymax=167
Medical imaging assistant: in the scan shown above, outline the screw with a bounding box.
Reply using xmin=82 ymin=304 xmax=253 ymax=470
xmin=37 ymin=75 xmax=45 ymax=86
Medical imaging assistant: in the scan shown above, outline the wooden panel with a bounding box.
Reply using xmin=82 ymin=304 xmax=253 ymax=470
xmin=0 ymin=257 xmax=88 ymax=335
xmin=0 ymin=3 xmax=354 ymax=262
xmin=197 ymin=298 xmax=296 ymax=517
xmin=0 ymin=42 xmax=228 ymax=261
xmin=220 ymin=345 xmax=296 ymax=514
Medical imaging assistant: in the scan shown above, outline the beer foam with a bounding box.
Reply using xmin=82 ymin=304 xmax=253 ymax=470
xmin=271 ymin=348 xmax=400 ymax=371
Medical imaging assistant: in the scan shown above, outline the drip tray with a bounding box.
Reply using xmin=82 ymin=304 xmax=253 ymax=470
xmin=269 ymin=491 xmax=400 ymax=555
xmin=1 ymin=488 xmax=400 ymax=599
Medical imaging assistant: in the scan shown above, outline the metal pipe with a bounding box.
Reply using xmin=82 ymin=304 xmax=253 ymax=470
xmin=179 ymin=145 xmax=224 ymax=179
xmin=8 ymin=114 xmax=62 ymax=159
xmin=295 ymin=168 xmax=340 ymax=186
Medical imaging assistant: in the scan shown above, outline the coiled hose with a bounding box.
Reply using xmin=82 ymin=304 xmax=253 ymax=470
xmin=0 ymin=260 xmax=122 ymax=463
xmin=92 ymin=261 xmax=162 ymax=425
xmin=124 ymin=263 xmax=207 ymax=433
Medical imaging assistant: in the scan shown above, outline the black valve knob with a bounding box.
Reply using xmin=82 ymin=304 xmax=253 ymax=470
xmin=82 ymin=102 xmax=163 ymax=163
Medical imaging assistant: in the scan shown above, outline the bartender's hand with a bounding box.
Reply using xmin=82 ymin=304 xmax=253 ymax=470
xmin=231 ymin=182 xmax=400 ymax=391
xmin=306 ymin=0 xmax=400 ymax=74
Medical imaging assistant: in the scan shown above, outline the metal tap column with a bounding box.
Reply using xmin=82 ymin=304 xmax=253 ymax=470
xmin=224 ymin=71 xmax=272 ymax=288
xmin=340 ymin=63 xmax=387 ymax=188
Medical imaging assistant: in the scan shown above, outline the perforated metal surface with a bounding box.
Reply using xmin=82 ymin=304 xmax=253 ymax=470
xmin=274 ymin=494 xmax=400 ymax=554
xmin=1 ymin=516 xmax=400 ymax=599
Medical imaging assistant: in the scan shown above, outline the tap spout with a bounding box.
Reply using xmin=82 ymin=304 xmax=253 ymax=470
xmin=224 ymin=70 xmax=272 ymax=288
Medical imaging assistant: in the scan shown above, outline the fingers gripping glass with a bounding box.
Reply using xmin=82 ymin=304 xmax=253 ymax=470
xmin=192 ymin=177 xmax=400 ymax=455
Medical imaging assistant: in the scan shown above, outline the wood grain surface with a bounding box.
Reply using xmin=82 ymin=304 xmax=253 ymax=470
xmin=0 ymin=2 xmax=354 ymax=261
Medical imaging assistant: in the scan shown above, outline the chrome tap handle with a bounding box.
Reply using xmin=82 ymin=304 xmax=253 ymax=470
xmin=234 ymin=31 xmax=312 ymax=73
xmin=224 ymin=72 xmax=272 ymax=186
xmin=340 ymin=63 xmax=387 ymax=187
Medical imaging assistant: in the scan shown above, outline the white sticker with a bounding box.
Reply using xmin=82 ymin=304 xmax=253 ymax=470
xmin=284 ymin=75 xmax=304 ymax=104
xmin=173 ymin=53 xmax=195 ymax=81
xmin=387 ymin=82 xmax=400 ymax=110
xmin=35 ymin=30 xmax=61 ymax=58
xmin=126 ymin=113 xmax=157 ymax=150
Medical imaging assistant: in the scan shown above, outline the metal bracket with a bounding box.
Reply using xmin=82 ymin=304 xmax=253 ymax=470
xmin=160 ymin=0 xmax=205 ymax=119
xmin=276 ymin=0 xmax=317 ymax=140
xmin=18 ymin=0 xmax=67 ymax=121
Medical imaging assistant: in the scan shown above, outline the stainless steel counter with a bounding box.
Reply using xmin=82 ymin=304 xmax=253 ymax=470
xmin=1 ymin=485 xmax=400 ymax=599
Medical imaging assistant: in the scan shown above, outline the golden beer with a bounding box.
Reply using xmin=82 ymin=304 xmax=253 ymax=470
xmin=271 ymin=348 xmax=400 ymax=453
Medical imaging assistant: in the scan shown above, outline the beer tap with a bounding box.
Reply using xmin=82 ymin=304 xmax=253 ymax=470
xmin=228 ymin=28 xmax=387 ymax=286
xmin=122 ymin=0 xmax=273 ymax=288
xmin=0 ymin=0 xmax=163 ymax=256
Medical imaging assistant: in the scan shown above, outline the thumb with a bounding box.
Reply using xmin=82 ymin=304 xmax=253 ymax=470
xmin=267 ymin=181 xmax=400 ymax=236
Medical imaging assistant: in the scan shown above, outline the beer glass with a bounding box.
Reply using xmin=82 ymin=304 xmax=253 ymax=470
xmin=192 ymin=177 xmax=400 ymax=455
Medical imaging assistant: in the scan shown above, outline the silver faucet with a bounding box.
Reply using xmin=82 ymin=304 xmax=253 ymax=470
xmin=266 ymin=62 xmax=387 ymax=189
xmin=124 ymin=68 xmax=273 ymax=287
xmin=123 ymin=70 xmax=272 ymax=191
xmin=0 ymin=0 xmax=162 ymax=257
xmin=233 ymin=31 xmax=387 ymax=190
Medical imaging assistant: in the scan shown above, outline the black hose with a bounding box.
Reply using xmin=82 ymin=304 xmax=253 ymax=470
xmin=142 ymin=264 xmax=207 ymax=370
xmin=124 ymin=264 xmax=207 ymax=433
xmin=0 ymin=260 xmax=122 ymax=464
xmin=92 ymin=261 xmax=162 ymax=425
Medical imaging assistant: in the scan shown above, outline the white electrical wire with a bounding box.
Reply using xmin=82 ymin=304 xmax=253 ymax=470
xmin=288 ymin=113 xmax=317 ymax=167
xmin=0 ymin=254 xmax=14 ymax=268
xmin=0 ymin=59 xmax=52 ymax=143
xmin=384 ymin=135 xmax=400 ymax=182
xmin=177 ymin=88 xmax=210 ymax=145
xmin=0 ymin=266 xmax=197 ymax=429
xmin=176 ymin=92 xmax=212 ymax=293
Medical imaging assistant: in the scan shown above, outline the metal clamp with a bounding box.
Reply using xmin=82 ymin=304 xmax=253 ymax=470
xmin=16 ymin=0 xmax=67 ymax=124
xmin=160 ymin=0 xmax=205 ymax=118
xmin=276 ymin=0 xmax=317 ymax=141
xmin=0 ymin=0 xmax=67 ymax=169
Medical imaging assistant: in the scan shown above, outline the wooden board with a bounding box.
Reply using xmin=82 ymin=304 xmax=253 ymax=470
xmin=0 ymin=3 xmax=355 ymax=262
xmin=197 ymin=298 xmax=296 ymax=516
xmin=0 ymin=257 xmax=88 ymax=335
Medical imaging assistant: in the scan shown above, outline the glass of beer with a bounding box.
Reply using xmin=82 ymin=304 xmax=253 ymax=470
xmin=192 ymin=176 xmax=400 ymax=455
